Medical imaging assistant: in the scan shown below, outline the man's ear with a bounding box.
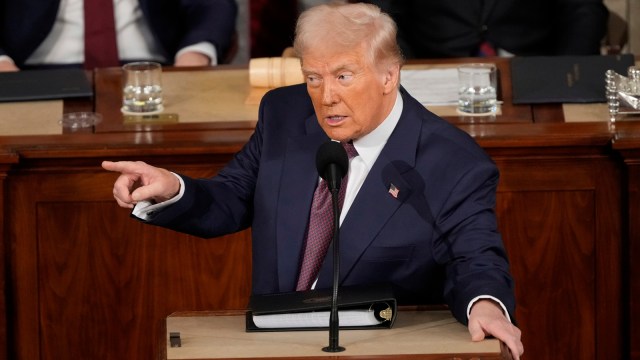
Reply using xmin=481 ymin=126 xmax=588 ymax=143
xmin=382 ymin=64 xmax=400 ymax=94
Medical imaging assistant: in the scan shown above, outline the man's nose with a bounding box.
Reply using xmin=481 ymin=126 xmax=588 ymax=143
xmin=321 ymin=80 xmax=338 ymax=105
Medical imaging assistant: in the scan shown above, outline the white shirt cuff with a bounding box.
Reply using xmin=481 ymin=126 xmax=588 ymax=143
xmin=175 ymin=42 xmax=218 ymax=66
xmin=0 ymin=55 xmax=15 ymax=64
xmin=467 ymin=295 xmax=512 ymax=323
xmin=131 ymin=173 xmax=185 ymax=220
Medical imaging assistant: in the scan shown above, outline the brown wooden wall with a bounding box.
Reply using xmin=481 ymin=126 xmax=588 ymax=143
xmin=5 ymin=151 xmax=253 ymax=360
xmin=492 ymin=148 xmax=622 ymax=360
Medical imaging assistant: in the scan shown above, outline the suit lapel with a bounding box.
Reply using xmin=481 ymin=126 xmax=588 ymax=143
xmin=276 ymin=114 xmax=329 ymax=291
xmin=316 ymin=89 xmax=424 ymax=288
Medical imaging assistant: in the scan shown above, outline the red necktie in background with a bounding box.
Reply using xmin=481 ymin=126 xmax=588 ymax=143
xmin=478 ymin=41 xmax=497 ymax=57
xmin=84 ymin=0 xmax=119 ymax=69
xmin=296 ymin=142 xmax=358 ymax=291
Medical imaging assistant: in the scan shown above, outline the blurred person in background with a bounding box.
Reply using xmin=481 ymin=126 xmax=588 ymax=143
xmin=0 ymin=0 xmax=237 ymax=71
xmin=357 ymin=0 xmax=608 ymax=58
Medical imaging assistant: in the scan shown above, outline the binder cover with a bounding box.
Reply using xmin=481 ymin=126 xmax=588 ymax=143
xmin=246 ymin=283 xmax=397 ymax=332
xmin=511 ymin=54 xmax=635 ymax=104
xmin=0 ymin=68 xmax=93 ymax=102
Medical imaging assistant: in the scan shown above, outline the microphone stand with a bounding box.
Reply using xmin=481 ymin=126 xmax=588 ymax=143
xmin=322 ymin=186 xmax=345 ymax=352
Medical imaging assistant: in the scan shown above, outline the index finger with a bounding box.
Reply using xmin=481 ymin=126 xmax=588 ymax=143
xmin=102 ymin=160 xmax=147 ymax=174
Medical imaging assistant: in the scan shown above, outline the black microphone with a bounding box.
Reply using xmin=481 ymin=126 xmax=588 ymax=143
xmin=315 ymin=140 xmax=348 ymax=353
xmin=316 ymin=141 xmax=349 ymax=191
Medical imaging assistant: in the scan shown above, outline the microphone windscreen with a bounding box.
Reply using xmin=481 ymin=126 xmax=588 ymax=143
xmin=316 ymin=141 xmax=349 ymax=181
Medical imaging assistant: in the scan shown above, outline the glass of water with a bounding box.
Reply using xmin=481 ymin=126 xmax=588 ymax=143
xmin=457 ymin=63 xmax=497 ymax=114
xmin=122 ymin=61 xmax=163 ymax=114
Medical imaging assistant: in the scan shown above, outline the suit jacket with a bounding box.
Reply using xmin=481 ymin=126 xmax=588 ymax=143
xmin=0 ymin=0 xmax=237 ymax=66
xmin=366 ymin=0 xmax=608 ymax=57
xmin=148 ymin=84 xmax=516 ymax=325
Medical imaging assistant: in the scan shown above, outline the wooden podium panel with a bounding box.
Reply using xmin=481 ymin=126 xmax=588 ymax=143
xmin=164 ymin=310 xmax=505 ymax=360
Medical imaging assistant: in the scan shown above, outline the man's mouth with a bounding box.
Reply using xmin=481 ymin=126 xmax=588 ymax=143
xmin=325 ymin=115 xmax=346 ymax=125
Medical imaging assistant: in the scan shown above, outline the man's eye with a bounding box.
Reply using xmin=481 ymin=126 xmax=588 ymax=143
xmin=338 ymin=73 xmax=353 ymax=82
xmin=306 ymin=76 xmax=321 ymax=86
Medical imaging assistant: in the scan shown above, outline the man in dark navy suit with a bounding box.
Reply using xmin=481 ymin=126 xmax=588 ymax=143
xmin=0 ymin=0 xmax=237 ymax=71
xmin=359 ymin=0 xmax=608 ymax=58
xmin=103 ymin=2 xmax=524 ymax=358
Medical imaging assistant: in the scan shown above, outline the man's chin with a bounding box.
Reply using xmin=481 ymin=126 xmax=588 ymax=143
xmin=322 ymin=130 xmax=351 ymax=142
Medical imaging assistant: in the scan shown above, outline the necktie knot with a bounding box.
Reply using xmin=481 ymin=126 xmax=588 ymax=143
xmin=342 ymin=141 xmax=358 ymax=160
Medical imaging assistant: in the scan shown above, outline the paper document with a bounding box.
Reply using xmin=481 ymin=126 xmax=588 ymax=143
xmin=400 ymin=69 xmax=459 ymax=106
xmin=252 ymin=309 xmax=382 ymax=329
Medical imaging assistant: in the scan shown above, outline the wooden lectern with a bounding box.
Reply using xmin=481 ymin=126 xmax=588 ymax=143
xmin=163 ymin=310 xmax=509 ymax=360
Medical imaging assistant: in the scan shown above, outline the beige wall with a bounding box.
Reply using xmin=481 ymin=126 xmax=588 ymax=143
xmin=231 ymin=0 xmax=249 ymax=65
xmin=629 ymin=0 xmax=640 ymax=53
xmin=604 ymin=0 xmax=638 ymax=53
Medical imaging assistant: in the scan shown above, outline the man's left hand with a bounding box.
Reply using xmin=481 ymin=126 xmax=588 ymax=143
xmin=468 ymin=299 xmax=524 ymax=360
xmin=174 ymin=51 xmax=211 ymax=67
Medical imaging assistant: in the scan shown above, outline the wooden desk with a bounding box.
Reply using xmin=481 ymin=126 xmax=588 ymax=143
xmin=0 ymin=60 xmax=630 ymax=360
xmin=164 ymin=311 xmax=505 ymax=360
xmin=94 ymin=66 xmax=260 ymax=133
xmin=92 ymin=58 xmax=535 ymax=134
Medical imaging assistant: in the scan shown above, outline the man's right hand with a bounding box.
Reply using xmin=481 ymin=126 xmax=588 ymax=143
xmin=0 ymin=59 xmax=19 ymax=72
xmin=102 ymin=161 xmax=181 ymax=209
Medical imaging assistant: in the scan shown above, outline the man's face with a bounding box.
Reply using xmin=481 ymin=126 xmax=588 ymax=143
xmin=301 ymin=46 xmax=399 ymax=142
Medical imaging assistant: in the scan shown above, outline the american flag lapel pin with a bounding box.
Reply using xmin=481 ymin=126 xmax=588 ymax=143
xmin=388 ymin=183 xmax=399 ymax=199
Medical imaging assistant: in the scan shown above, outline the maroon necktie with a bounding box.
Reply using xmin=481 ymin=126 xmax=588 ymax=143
xmin=296 ymin=142 xmax=358 ymax=291
xmin=84 ymin=0 xmax=120 ymax=69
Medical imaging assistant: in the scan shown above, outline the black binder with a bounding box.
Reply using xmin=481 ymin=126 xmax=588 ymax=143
xmin=246 ymin=283 xmax=397 ymax=332
xmin=511 ymin=54 xmax=635 ymax=104
xmin=0 ymin=68 xmax=93 ymax=102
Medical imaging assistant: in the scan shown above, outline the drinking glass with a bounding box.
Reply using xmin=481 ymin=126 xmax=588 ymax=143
xmin=122 ymin=62 xmax=163 ymax=113
xmin=457 ymin=63 xmax=497 ymax=114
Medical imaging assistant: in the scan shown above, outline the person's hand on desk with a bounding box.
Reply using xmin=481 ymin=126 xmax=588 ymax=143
xmin=102 ymin=161 xmax=180 ymax=208
xmin=469 ymin=299 xmax=524 ymax=360
xmin=174 ymin=51 xmax=211 ymax=67
xmin=0 ymin=58 xmax=19 ymax=72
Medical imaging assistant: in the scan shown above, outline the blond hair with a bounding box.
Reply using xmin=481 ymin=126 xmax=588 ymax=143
xmin=293 ymin=2 xmax=403 ymax=69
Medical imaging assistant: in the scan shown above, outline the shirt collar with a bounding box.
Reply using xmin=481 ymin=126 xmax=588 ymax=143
xmin=352 ymin=91 xmax=403 ymax=168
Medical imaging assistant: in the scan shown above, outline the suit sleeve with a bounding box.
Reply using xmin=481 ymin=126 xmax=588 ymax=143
xmin=180 ymin=0 xmax=237 ymax=58
xmin=432 ymin=159 xmax=516 ymax=325
xmin=143 ymin=0 xmax=238 ymax=63
xmin=143 ymin=98 xmax=266 ymax=238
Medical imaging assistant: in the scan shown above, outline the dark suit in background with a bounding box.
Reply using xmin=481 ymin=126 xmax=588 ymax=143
xmin=145 ymin=83 xmax=516 ymax=325
xmin=0 ymin=0 xmax=237 ymax=67
xmin=361 ymin=0 xmax=608 ymax=58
